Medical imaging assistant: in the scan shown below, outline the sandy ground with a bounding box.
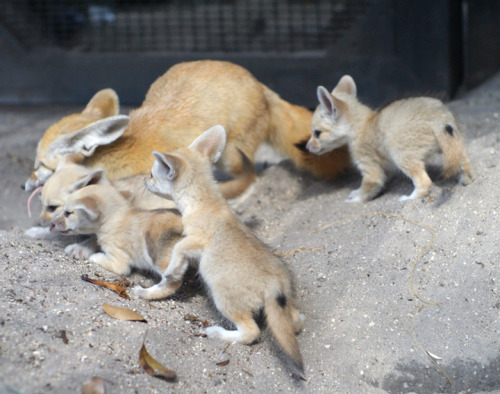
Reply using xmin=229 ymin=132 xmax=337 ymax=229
xmin=1 ymin=74 xmax=500 ymax=393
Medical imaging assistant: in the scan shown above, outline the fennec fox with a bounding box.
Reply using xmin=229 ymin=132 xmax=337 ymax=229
xmin=306 ymin=75 xmax=472 ymax=202
xmin=134 ymin=125 xmax=304 ymax=376
xmin=26 ymin=154 xmax=174 ymax=258
xmin=51 ymin=169 xmax=183 ymax=276
xmin=24 ymin=60 xmax=350 ymax=199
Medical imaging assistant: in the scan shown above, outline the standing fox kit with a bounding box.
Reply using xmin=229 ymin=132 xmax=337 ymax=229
xmin=24 ymin=60 xmax=350 ymax=199
xmin=307 ymin=75 xmax=472 ymax=202
xmin=134 ymin=125 xmax=304 ymax=376
xmin=51 ymin=170 xmax=183 ymax=276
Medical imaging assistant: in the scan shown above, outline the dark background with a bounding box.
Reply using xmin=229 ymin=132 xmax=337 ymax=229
xmin=0 ymin=0 xmax=499 ymax=108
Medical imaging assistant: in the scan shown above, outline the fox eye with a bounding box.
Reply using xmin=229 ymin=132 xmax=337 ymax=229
xmin=47 ymin=205 xmax=58 ymax=213
xmin=64 ymin=211 xmax=72 ymax=218
xmin=314 ymin=129 xmax=322 ymax=138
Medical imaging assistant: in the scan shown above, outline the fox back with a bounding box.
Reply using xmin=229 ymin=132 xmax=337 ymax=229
xmin=26 ymin=60 xmax=351 ymax=198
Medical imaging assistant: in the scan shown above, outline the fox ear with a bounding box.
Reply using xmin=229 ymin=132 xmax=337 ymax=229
xmin=55 ymin=153 xmax=85 ymax=171
xmin=82 ymin=88 xmax=120 ymax=118
xmin=74 ymin=196 xmax=100 ymax=221
xmin=152 ymin=151 xmax=178 ymax=181
xmin=48 ymin=115 xmax=130 ymax=157
xmin=334 ymin=75 xmax=357 ymax=97
xmin=119 ymin=190 xmax=134 ymax=202
xmin=68 ymin=169 xmax=108 ymax=192
xmin=317 ymin=86 xmax=337 ymax=118
xmin=189 ymin=125 xmax=227 ymax=163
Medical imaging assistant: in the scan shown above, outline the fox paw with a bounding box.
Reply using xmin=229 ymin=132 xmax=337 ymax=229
xmin=65 ymin=242 xmax=94 ymax=260
xmin=25 ymin=226 xmax=57 ymax=240
xmin=346 ymin=189 xmax=361 ymax=203
xmin=132 ymin=285 xmax=147 ymax=298
xmin=205 ymin=326 xmax=225 ymax=339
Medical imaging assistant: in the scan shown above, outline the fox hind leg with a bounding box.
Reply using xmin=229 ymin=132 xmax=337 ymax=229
xmin=397 ymin=160 xmax=432 ymax=201
xmin=205 ymin=311 xmax=260 ymax=345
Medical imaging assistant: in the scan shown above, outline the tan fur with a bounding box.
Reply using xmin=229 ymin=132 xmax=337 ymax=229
xmin=134 ymin=125 xmax=304 ymax=376
xmin=25 ymin=60 xmax=351 ymax=197
xmin=307 ymin=76 xmax=472 ymax=202
xmin=51 ymin=181 xmax=183 ymax=276
xmin=25 ymin=155 xmax=175 ymax=247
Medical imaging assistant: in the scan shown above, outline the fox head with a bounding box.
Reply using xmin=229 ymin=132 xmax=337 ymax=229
xmin=24 ymin=89 xmax=130 ymax=192
xmin=147 ymin=125 xmax=226 ymax=203
xmin=307 ymin=75 xmax=357 ymax=155
xmin=38 ymin=164 xmax=109 ymax=228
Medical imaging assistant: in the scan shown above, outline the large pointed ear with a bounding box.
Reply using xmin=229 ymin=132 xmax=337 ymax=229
xmin=55 ymin=153 xmax=85 ymax=171
xmin=68 ymin=169 xmax=108 ymax=193
xmin=82 ymin=88 xmax=120 ymax=118
xmin=152 ymin=151 xmax=178 ymax=181
xmin=48 ymin=115 xmax=129 ymax=157
xmin=188 ymin=125 xmax=226 ymax=163
xmin=317 ymin=86 xmax=335 ymax=116
xmin=74 ymin=196 xmax=100 ymax=222
xmin=333 ymin=75 xmax=357 ymax=97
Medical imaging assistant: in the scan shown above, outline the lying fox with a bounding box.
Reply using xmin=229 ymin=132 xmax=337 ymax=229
xmin=134 ymin=125 xmax=304 ymax=377
xmin=26 ymin=153 xmax=174 ymax=249
xmin=24 ymin=60 xmax=350 ymax=199
xmin=306 ymin=75 xmax=473 ymax=202
xmin=51 ymin=169 xmax=183 ymax=276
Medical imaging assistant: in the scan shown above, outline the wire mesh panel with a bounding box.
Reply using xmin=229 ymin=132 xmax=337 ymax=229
xmin=0 ymin=0 xmax=372 ymax=53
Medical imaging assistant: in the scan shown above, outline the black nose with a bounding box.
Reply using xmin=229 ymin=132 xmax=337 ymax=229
xmin=21 ymin=184 xmax=25 ymax=190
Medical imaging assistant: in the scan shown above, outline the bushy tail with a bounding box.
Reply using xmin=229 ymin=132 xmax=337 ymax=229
xmin=264 ymin=291 xmax=304 ymax=377
xmin=434 ymin=123 xmax=472 ymax=184
xmin=262 ymin=84 xmax=351 ymax=179
xmin=219 ymin=149 xmax=257 ymax=199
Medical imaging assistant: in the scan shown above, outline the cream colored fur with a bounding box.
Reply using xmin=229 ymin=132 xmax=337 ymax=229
xmin=307 ymin=75 xmax=473 ymax=202
xmin=50 ymin=170 xmax=183 ymax=276
xmin=133 ymin=125 xmax=304 ymax=376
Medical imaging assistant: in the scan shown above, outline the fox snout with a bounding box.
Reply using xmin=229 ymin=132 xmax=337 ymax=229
xmin=306 ymin=138 xmax=321 ymax=154
xmin=51 ymin=216 xmax=68 ymax=233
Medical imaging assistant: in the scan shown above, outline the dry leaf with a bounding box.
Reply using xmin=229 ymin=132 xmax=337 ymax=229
xmin=216 ymin=359 xmax=230 ymax=367
xmin=81 ymin=376 xmax=106 ymax=394
xmin=102 ymin=303 xmax=147 ymax=323
xmin=139 ymin=343 xmax=177 ymax=382
xmin=81 ymin=275 xmax=130 ymax=299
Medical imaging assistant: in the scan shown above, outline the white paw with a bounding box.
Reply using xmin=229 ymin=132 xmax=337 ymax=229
xmin=132 ymin=285 xmax=147 ymax=298
xmin=65 ymin=242 xmax=94 ymax=260
xmin=346 ymin=188 xmax=361 ymax=203
xmin=205 ymin=325 xmax=225 ymax=339
xmin=89 ymin=252 xmax=105 ymax=264
xmin=25 ymin=226 xmax=56 ymax=240
xmin=398 ymin=195 xmax=413 ymax=202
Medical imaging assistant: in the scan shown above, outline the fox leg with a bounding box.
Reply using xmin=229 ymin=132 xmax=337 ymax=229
xmin=458 ymin=153 xmax=473 ymax=186
xmin=205 ymin=311 xmax=260 ymax=345
xmin=65 ymin=236 xmax=99 ymax=260
xmin=89 ymin=251 xmax=131 ymax=276
xmin=349 ymin=163 xmax=386 ymax=202
xmin=397 ymin=160 xmax=432 ymax=201
xmin=133 ymin=237 xmax=201 ymax=300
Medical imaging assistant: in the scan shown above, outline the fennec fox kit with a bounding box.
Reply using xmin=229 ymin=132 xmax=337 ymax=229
xmin=25 ymin=60 xmax=350 ymax=198
xmin=307 ymin=75 xmax=472 ymax=202
xmin=134 ymin=125 xmax=304 ymax=375
xmin=26 ymin=154 xmax=175 ymax=260
xmin=51 ymin=169 xmax=183 ymax=276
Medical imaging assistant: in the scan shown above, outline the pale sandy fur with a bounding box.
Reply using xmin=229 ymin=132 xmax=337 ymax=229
xmin=134 ymin=126 xmax=304 ymax=376
xmin=51 ymin=182 xmax=183 ymax=276
xmin=308 ymin=76 xmax=472 ymax=202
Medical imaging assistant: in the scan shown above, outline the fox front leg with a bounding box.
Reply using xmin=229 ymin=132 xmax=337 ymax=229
xmin=133 ymin=237 xmax=203 ymax=300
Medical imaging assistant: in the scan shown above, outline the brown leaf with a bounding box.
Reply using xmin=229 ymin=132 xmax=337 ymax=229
xmin=81 ymin=275 xmax=130 ymax=299
xmin=216 ymin=359 xmax=230 ymax=367
xmin=102 ymin=303 xmax=147 ymax=323
xmin=81 ymin=376 xmax=106 ymax=394
xmin=139 ymin=343 xmax=177 ymax=382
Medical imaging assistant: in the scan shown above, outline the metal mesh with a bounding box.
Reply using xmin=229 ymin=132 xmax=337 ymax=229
xmin=0 ymin=0 xmax=372 ymax=53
